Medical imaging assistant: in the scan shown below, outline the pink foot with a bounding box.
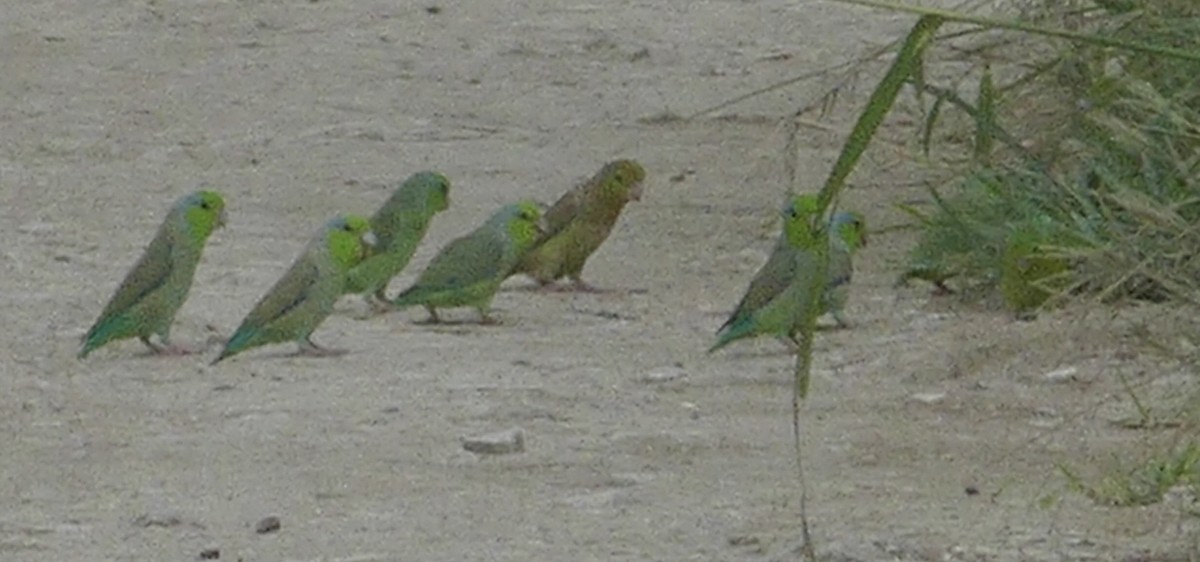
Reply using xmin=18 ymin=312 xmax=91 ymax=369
xmin=296 ymin=341 xmax=349 ymax=358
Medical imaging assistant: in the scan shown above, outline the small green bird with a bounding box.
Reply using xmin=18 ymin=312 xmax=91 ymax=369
xmin=510 ymin=159 xmax=645 ymax=291
xmin=213 ymin=215 xmax=377 ymax=364
xmin=344 ymin=171 xmax=451 ymax=310
xmin=392 ymin=200 xmax=546 ymax=324
xmin=79 ymin=190 xmax=227 ymax=359
xmin=822 ymin=210 xmax=868 ymax=328
xmin=709 ymin=194 xmax=828 ymax=353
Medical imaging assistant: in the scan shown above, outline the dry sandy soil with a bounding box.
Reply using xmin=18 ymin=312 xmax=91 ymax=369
xmin=3 ymin=1 xmax=1199 ymax=560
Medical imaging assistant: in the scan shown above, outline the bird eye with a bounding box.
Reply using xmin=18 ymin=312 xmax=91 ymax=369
xmin=200 ymin=201 xmax=211 ymax=210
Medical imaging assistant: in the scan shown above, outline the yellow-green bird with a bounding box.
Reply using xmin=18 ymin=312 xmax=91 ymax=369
xmin=391 ymin=200 xmax=546 ymax=324
xmin=999 ymin=226 xmax=1068 ymax=319
xmin=509 ymin=159 xmax=645 ymax=292
xmin=344 ymin=171 xmax=451 ymax=310
xmin=212 ymin=215 xmax=377 ymax=364
xmin=79 ymin=190 xmax=227 ymax=359
xmin=709 ymin=194 xmax=827 ymax=353
xmin=823 ymin=210 xmax=868 ymax=328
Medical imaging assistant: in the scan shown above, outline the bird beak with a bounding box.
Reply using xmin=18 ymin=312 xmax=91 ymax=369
xmin=629 ymin=180 xmax=645 ymax=202
xmin=535 ymin=217 xmax=549 ymax=237
xmin=218 ymin=209 xmax=228 ymax=228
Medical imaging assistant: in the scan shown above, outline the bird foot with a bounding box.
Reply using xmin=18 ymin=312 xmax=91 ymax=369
xmin=153 ymin=344 xmax=200 ymax=356
xmin=296 ymin=342 xmax=349 ymax=358
xmin=523 ymin=282 xmax=574 ymax=293
xmin=570 ymin=280 xmax=602 ymax=293
xmin=820 ymin=316 xmax=852 ymax=331
xmin=570 ymin=283 xmax=649 ymax=295
xmin=144 ymin=338 xmax=202 ymax=356
xmin=412 ymin=307 xmax=443 ymax=325
xmin=477 ymin=314 xmax=502 ymax=326
xmin=931 ymin=282 xmax=956 ymax=296
xmin=365 ymin=298 xmax=394 ymax=316
xmin=768 ymin=336 xmax=803 ymax=354
xmin=1014 ymin=310 xmax=1039 ymax=322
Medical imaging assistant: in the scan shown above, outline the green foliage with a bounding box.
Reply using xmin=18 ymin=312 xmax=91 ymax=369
xmin=772 ymin=3 xmax=1200 ymax=551
xmin=893 ymin=2 xmax=1200 ymax=312
xmin=1060 ymin=443 xmax=1200 ymax=507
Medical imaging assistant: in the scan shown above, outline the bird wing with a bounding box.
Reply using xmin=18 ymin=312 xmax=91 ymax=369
xmin=408 ymin=231 xmax=506 ymax=293
xmin=718 ymin=236 xmax=799 ymax=331
xmin=539 ymin=182 xmax=590 ymax=240
xmin=240 ymin=258 xmax=322 ymax=329
xmin=97 ymin=225 xmax=176 ymax=318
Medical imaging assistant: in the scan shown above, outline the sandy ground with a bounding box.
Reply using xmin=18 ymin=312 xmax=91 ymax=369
xmin=3 ymin=1 xmax=1199 ymax=560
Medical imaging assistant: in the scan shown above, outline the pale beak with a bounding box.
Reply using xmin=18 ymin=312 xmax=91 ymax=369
xmin=217 ymin=209 xmax=229 ymax=228
xmin=629 ymin=181 xmax=645 ymax=202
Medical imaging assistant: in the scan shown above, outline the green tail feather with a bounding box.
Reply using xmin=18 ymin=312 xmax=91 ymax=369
xmin=390 ymin=289 xmax=420 ymax=308
xmin=213 ymin=327 xmax=256 ymax=364
xmin=78 ymin=315 xmax=136 ymax=359
xmin=708 ymin=318 xmax=755 ymax=353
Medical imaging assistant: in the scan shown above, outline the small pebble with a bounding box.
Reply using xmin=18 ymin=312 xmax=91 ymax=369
xmin=462 ymin=427 xmax=525 ymax=455
xmin=641 ymin=366 xmax=686 ymax=384
xmin=909 ymin=392 xmax=946 ymax=405
xmin=198 ymin=547 xmax=220 ymax=559
xmin=728 ymin=534 xmax=761 ymax=547
xmin=1042 ymin=366 xmax=1078 ymax=383
xmin=132 ymin=513 xmax=183 ymax=528
xmin=681 ymin=401 xmax=700 ymax=420
xmin=18 ymin=221 xmax=56 ymax=235
xmin=254 ymin=516 xmax=281 ymax=534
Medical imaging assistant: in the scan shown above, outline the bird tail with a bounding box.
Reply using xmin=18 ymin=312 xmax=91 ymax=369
xmin=708 ymin=318 xmax=752 ymax=354
xmin=343 ymin=266 xmax=369 ymax=295
xmin=77 ymin=316 xmax=132 ymax=359
xmin=211 ymin=328 xmax=253 ymax=365
xmin=389 ymin=287 xmax=422 ymax=308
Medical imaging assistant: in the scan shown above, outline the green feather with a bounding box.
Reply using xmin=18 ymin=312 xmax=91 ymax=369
xmin=213 ymin=215 xmax=374 ymax=364
xmin=511 ymin=160 xmax=645 ymax=288
xmin=79 ymin=190 xmax=226 ymax=359
xmin=710 ymin=195 xmax=827 ymax=353
xmin=822 ymin=210 xmax=868 ymax=327
xmin=345 ymin=171 xmax=451 ymax=300
xmin=393 ymin=200 xmax=544 ymax=322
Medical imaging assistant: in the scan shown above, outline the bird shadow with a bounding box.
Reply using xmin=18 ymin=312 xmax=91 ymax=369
xmin=504 ymin=284 xmax=649 ymax=296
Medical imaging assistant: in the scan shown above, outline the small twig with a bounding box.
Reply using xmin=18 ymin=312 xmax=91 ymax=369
xmin=686 ymin=59 xmax=860 ymax=120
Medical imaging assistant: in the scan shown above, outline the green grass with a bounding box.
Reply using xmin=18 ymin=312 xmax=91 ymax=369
xmin=768 ymin=1 xmax=1200 ymax=556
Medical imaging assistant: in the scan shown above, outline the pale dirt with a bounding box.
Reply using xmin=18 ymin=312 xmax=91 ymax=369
xmin=3 ymin=1 xmax=1199 ymax=561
